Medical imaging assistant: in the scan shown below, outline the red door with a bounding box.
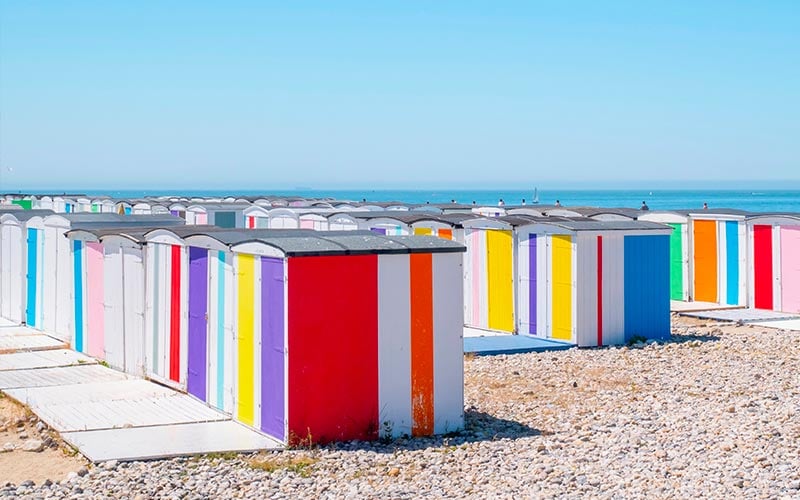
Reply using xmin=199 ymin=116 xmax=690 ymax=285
xmin=753 ymin=225 xmax=773 ymax=310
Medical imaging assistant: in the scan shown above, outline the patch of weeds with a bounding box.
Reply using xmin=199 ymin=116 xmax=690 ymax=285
xmin=97 ymin=360 xmax=110 ymax=368
xmin=287 ymin=429 xmax=317 ymax=450
xmin=464 ymin=352 xmax=476 ymax=361
xmin=249 ymin=456 xmax=319 ymax=478
xmin=627 ymin=335 xmax=647 ymax=346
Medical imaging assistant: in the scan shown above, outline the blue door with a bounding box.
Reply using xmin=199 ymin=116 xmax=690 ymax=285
xmin=26 ymin=229 xmax=38 ymax=326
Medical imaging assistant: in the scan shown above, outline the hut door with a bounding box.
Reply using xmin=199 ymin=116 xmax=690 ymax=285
xmin=753 ymin=225 xmax=774 ymax=310
xmin=122 ymin=246 xmax=146 ymax=376
xmin=780 ymin=227 xmax=800 ymax=313
xmin=25 ymin=229 xmax=38 ymax=326
xmin=187 ymin=248 xmax=209 ymax=402
xmin=103 ymin=245 xmax=125 ymax=370
xmin=260 ymin=257 xmax=285 ymax=441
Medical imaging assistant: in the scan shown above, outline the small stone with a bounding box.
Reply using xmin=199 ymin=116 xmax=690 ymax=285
xmin=22 ymin=439 xmax=44 ymax=452
xmin=17 ymin=432 xmax=28 ymax=440
xmin=65 ymin=472 xmax=78 ymax=482
xmin=20 ymin=480 xmax=34 ymax=487
xmin=77 ymin=467 xmax=89 ymax=477
xmin=790 ymin=480 xmax=800 ymax=490
xmin=35 ymin=422 xmax=46 ymax=433
xmin=726 ymin=406 xmax=735 ymax=413
xmin=387 ymin=467 xmax=400 ymax=477
xmin=102 ymin=460 xmax=119 ymax=470
xmin=2 ymin=442 xmax=14 ymax=453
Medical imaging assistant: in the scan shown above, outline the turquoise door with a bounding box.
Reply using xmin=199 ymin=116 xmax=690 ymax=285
xmin=26 ymin=229 xmax=38 ymax=326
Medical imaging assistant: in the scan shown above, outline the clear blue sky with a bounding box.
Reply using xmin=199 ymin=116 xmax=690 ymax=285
xmin=0 ymin=1 xmax=798 ymax=190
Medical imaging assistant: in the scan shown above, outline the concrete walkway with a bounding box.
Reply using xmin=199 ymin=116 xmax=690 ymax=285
xmin=0 ymin=323 xmax=281 ymax=462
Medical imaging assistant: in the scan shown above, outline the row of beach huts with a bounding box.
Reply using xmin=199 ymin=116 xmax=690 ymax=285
xmin=1 ymin=193 xmax=799 ymax=444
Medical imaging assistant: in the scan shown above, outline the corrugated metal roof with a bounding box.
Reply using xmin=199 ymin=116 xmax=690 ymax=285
xmin=539 ymin=220 xmax=670 ymax=231
xmin=349 ymin=211 xmax=443 ymax=224
xmin=0 ymin=209 xmax=55 ymax=220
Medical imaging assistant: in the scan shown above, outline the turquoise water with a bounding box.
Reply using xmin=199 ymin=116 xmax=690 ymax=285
xmin=89 ymin=189 xmax=800 ymax=213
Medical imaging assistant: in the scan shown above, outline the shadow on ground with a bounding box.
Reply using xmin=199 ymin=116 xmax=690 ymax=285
xmin=326 ymin=407 xmax=541 ymax=453
xmin=668 ymin=333 xmax=721 ymax=344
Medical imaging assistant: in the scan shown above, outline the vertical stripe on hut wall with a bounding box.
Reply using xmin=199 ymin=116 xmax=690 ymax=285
xmin=260 ymin=256 xmax=285 ymax=441
xmin=288 ymin=255 xmax=379 ymax=444
xmin=486 ymin=230 xmax=513 ymax=332
xmin=528 ymin=235 xmax=537 ymax=335
xmin=597 ymin=236 xmax=603 ymax=346
xmin=377 ymin=255 xmax=412 ymax=439
xmin=623 ymin=235 xmax=670 ymax=341
xmin=169 ymin=245 xmax=182 ymax=383
xmin=410 ymin=253 xmax=434 ymax=436
xmin=753 ymin=225 xmax=774 ymax=310
xmin=469 ymin=230 xmax=481 ymax=327
xmin=551 ymin=235 xmax=573 ymax=341
xmin=187 ymin=248 xmax=209 ymax=402
xmin=693 ymin=220 xmax=718 ymax=302
xmin=72 ymin=240 xmax=84 ymax=352
xmin=668 ymin=223 xmax=684 ymax=301
xmin=780 ymin=226 xmax=800 ymax=313
xmin=600 ymin=235 xmax=625 ymax=346
xmin=86 ymin=242 xmax=105 ymax=358
xmin=725 ymin=221 xmax=739 ymax=305
xmin=432 ymin=252 xmax=464 ymax=434
xmin=236 ymin=254 xmax=256 ymax=426
xmin=150 ymin=244 xmax=161 ymax=375
xmin=217 ymin=252 xmax=228 ymax=410
xmin=25 ymin=228 xmax=37 ymax=326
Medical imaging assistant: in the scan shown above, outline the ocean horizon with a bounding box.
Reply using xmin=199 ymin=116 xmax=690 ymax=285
xmin=41 ymin=188 xmax=800 ymax=213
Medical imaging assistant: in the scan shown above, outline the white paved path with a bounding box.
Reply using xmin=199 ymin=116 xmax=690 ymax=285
xmin=0 ymin=323 xmax=281 ymax=462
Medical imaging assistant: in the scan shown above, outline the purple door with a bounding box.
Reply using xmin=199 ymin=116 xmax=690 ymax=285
xmin=370 ymin=227 xmax=387 ymax=235
xmin=261 ymin=257 xmax=285 ymax=440
xmin=528 ymin=235 xmax=537 ymax=334
xmin=187 ymin=247 xmax=209 ymax=401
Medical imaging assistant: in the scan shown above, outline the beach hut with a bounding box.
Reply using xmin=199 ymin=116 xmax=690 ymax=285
xmin=461 ymin=216 xmax=533 ymax=334
xmin=688 ymin=209 xmax=749 ymax=306
xmin=243 ymin=205 xmax=270 ymax=229
xmin=746 ymin=214 xmax=800 ymax=313
xmin=298 ymin=213 xmax=328 ymax=230
xmin=326 ymin=213 xmax=360 ymax=231
xmin=0 ymin=211 xmax=53 ymax=325
xmin=191 ymin=230 xmax=465 ymax=444
xmin=351 ymin=212 xmax=440 ymax=236
xmin=462 ymin=216 xmax=672 ymax=345
xmin=513 ymin=219 xmax=672 ymax=346
xmin=472 ymin=206 xmax=506 ymax=218
xmin=38 ymin=214 xmax=185 ymax=345
xmin=184 ymin=205 xmax=209 ymax=225
xmin=505 ymin=207 xmax=548 ymax=218
xmin=638 ymin=211 xmax=691 ymax=301
xmin=66 ymin=224 xmax=215 ymax=374
xmin=168 ymin=202 xmax=187 ymax=219
xmin=197 ymin=203 xmax=249 ymax=228
xmin=11 ymin=197 xmax=34 ymax=211
xmin=266 ymin=208 xmax=300 ymax=229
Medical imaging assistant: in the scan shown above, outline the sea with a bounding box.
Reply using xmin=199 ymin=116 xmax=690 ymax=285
xmin=85 ymin=189 xmax=800 ymax=214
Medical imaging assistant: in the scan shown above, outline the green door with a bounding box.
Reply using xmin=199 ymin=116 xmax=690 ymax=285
xmin=668 ymin=223 xmax=684 ymax=300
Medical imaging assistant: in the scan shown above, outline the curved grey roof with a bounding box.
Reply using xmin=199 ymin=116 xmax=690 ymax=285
xmin=0 ymin=209 xmax=55 ymax=220
xmin=349 ymin=211 xmax=443 ymax=224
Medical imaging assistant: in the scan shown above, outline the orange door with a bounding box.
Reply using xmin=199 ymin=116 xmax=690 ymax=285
xmin=693 ymin=220 xmax=718 ymax=302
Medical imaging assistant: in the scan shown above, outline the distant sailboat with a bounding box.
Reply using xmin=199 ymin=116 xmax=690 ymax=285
xmin=532 ymin=187 xmax=539 ymax=204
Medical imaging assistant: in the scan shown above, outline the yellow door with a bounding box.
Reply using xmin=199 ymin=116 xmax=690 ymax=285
xmin=487 ymin=230 xmax=514 ymax=332
xmin=551 ymin=235 xmax=573 ymax=341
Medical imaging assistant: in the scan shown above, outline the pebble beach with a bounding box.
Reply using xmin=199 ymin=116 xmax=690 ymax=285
xmin=3 ymin=315 xmax=800 ymax=499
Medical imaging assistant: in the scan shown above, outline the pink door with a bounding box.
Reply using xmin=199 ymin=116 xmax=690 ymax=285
xmin=781 ymin=226 xmax=800 ymax=313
